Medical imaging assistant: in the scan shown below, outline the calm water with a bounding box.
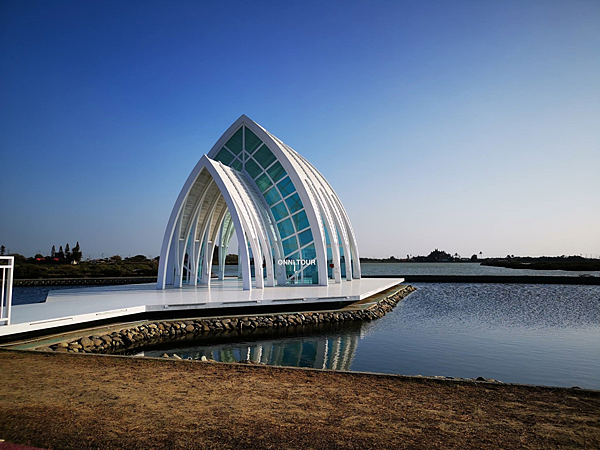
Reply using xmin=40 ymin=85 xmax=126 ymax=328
xmin=137 ymin=283 xmax=600 ymax=389
xmin=12 ymin=285 xmax=91 ymax=305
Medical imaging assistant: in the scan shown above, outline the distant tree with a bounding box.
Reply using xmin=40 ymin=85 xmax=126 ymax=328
xmin=65 ymin=243 xmax=71 ymax=259
xmin=126 ymin=254 xmax=150 ymax=263
xmin=110 ymin=255 xmax=122 ymax=263
xmin=426 ymin=249 xmax=452 ymax=262
xmin=0 ymin=245 xmax=5 ymax=256
xmin=10 ymin=253 xmax=26 ymax=263
xmin=72 ymin=242 xmax=82 ymax=263
xmin=470 ymin=254 xmax=478 ymax=261
xmin=35 ymin=253 xmax=44 ymax=259
xmin=57 ymin=246 xmax=65 ymax=260
xmin=51 ymin=245 xmax=56 ymax=258
xmin=225 ymin=254 xmax=238 ymax=265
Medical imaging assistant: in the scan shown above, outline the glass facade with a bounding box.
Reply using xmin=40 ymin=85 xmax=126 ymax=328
xmin=216 ymin=125 xmax=318 ymax=285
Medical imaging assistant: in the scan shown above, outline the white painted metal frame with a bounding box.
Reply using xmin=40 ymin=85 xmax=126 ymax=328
xmin=0 ymin=256 xmax=14 ymax=326
xmin=157 ymin=115 xmax=361 ymax=291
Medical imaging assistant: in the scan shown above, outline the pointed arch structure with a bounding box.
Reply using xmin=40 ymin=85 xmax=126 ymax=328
xmin=157 ymin=115 xmax=361 ymax=290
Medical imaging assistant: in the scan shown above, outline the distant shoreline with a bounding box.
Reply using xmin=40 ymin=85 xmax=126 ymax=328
xmin=12 ymin=274 xmax=600 ymax=287
xmin=482 ymin=258 xmax=600 ymax=272
xmin=360 ymin=259 xmax=480 ymax=263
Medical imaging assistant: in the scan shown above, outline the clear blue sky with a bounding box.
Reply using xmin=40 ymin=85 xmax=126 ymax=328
xmin=1 ymin=0 xmax=599 ymax=259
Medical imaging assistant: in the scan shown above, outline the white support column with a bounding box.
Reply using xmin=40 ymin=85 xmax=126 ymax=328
xmin=164 ymin=235 xmax=177 ymax=286
xmin=219 ymin=222 xmax=234 ymax=280
xmin=325 ymin=220 xmax=342 ymax=284
xmin=185 ymin=237 xmax=192 ymax=285
xmin=196 ymin=225 xmax=209 ymax=285
xmin=237 ymin=241 xmax=243 ymax=279
xmin=198 ymin=200 xmax=220 ymax=286
xmin=238 ymin=231 xmax=251 ymax=290
xmin=254 ymin=253 xmax=264 ymax=289
xmin=217 ymin=220 xmax=225 ymax=281
xmin=191 ymin=240 xmax=201 ymax=285
xmin=323 ymin=193 xmax=352 ymax=281
xmin=245 ymin=237 xmax=264 ymax=289
xmin=174 ymin=238 xmax=186 ymax=288
xmin=308 ymin=183 xmax=341 ymax=284
xmin=246 ymin=213 xmax=270 ymax=287
xmin=332 ymin=195 xmax=361 ymax=279
xmin=202 ymin=240 xmax=215 ymax=285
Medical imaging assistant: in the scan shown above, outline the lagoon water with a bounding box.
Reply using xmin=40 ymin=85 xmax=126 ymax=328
xmin=12 ymin=263 xmax=600 ymax=389
xmin=138 ymin=280 xmax=600 ymax=390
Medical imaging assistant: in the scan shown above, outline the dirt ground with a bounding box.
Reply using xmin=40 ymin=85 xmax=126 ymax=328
xmin=0 ymin=350 xmax=598 ymax=450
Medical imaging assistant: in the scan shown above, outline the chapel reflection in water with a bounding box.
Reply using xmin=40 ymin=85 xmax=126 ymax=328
xmin=145 ymin=329 xmax=361 ymax=371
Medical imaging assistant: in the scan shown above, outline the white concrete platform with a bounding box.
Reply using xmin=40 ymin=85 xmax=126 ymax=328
xmin=0 ymin=278 xmax=403 ymax=338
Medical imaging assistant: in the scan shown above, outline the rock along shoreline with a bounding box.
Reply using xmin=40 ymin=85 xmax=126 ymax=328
xmin=43 ymin=284 xmax=416 ymax=355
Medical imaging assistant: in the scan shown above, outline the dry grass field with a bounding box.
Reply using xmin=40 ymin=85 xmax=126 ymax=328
xmin=0 ymin=350 xmax=598 ymax=449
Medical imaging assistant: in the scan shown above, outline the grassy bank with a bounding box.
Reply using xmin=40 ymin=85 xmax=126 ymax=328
xmin=0 ymin=350 xmax=598 ymax=449
xmin=13 ymin=260 xmax=159 ymax=279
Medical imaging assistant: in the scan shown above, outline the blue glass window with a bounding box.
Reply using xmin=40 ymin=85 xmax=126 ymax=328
xmin=291 ymin=210 xmax=309 ymax=232
xmin=298 ymin=229 xmax=313 ymax=247
xmin=255 ymin=173 xmax=272 ymax=192
xmin=244 ymin=158 xmax=262 ymax=179
xmin=285 ymin=253 xmax=300 ymax=277
xmin=253 ymin=145 xmax=277 ymax=169
xmin=285 ymin=193 xmax=303 ymax=214
xmin=244 ymin=127 xmax=262 ymax=154
xmin=264 ymin=187 xmax=282 ymax=206
xmin=267 ymin=161 xmax=286 ymax=183
xmin=271 ymin=202 xmax=288 ymax=221
xmin=215 ymin=148 xmax=235 ymax=165
xmin=282 ymin=236 xmax=298 ymax=256
xmin=277 ymin=176 xmax=295 ymax=198
xmin=230 ymin=158 xmax=242 ymax=171
xmin=277 ymin=218 xmax=295 ymax=240
xmin=225 ymin=128 xmax=243 ymax=155
xmin=302 ymin=243 xmax=316 ymax=261
xmin=302 ymin=264 xmax=319 ymax=284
